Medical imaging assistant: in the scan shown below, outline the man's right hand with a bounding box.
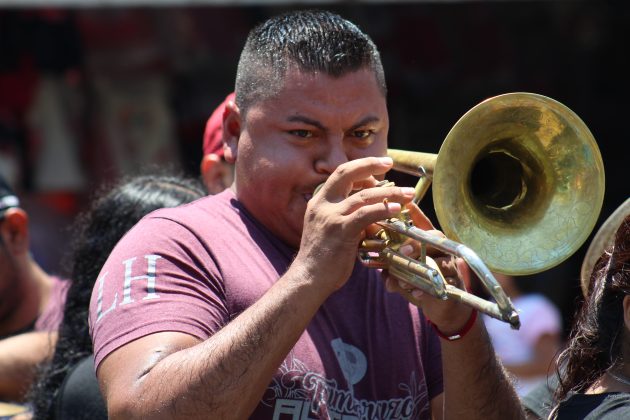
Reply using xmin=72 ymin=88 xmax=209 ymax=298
xmin=295 ymin=156 xmax=417 ymax=294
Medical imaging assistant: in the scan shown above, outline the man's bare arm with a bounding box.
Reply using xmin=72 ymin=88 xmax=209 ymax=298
xmin=100 ymin=265 xmax=333 ymax=419
xmin=440 ymin=318 xmax=525 ymax=420
xmin=0 ymin=331 xmax=57 ymax=402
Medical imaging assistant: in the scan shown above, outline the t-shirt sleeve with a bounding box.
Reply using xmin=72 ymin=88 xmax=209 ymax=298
xmin=89 ymin=216 xmax=228 ymax=370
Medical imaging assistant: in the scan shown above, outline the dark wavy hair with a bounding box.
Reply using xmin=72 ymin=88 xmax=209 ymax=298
xmin=235 ymin=9 xmax=386 ymax=117
xmin=554 ymin=214 xmax=630 ymax=402
xmin=27 ymin=174 xmax=205 ymax=419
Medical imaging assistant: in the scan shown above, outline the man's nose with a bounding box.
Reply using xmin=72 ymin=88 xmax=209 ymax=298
xmin=313 ymin=139 xmax=350 ymax=175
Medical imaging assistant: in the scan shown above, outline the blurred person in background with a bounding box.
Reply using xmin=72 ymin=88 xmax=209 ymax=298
xmin=547 ymin=213 xmax=630 ymax=418
xmin=0 ymin=174 xmax=69 ymax=403
xmin=28 ymin=174 xmax=205 ymax=420
xmin=484 ymin=273 xmax=563 ymax=396
xmin=520 ymin=199 xmax=630 ymax=419
xmin=200 ymin=92 xmax=235 ymax=194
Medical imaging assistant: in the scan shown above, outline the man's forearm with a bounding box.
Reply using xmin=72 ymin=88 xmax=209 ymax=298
xmin=440 ymin=320 xmax=525 ymax=420
xmin=118 ymin=267 xmax=329 ymax=419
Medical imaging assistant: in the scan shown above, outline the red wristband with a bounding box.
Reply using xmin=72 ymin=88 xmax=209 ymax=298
xmin=428 ymin=309 xmax=478 ymax=341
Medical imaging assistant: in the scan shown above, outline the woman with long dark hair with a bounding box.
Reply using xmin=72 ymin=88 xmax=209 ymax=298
xmin=28 ymin=174 xmax=205 ymax=419
xmin=550 ymin=212 xmax=630 ymax=418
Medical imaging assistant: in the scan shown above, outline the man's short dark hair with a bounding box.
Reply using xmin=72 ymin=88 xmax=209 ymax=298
xmin=235 ymin=10 xmax=387 ymax=116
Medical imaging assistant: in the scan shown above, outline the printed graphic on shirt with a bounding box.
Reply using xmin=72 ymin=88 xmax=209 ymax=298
xmin=263 ymin=340 xmax=428 ymax=419
xmin=95 ymin=255 xmax=162 ymax=323
xmin=331 ymin=338 xmax=367 ymax=397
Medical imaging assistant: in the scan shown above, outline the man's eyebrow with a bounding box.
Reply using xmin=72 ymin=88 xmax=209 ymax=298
xmin=349 ymin=116 xmax=381 ymax=131
xmin=286 ymin=115 xmax=382 ymax=132
xmin=286 ymin=115 xmax=326 ymax=131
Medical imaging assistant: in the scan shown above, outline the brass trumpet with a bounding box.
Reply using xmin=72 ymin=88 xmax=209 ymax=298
xmin=360 ymin=93 xmax=605 ymax=329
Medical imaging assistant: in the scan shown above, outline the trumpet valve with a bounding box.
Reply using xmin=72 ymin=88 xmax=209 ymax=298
xmin=360 ymin=239 xmax=387 ymax=252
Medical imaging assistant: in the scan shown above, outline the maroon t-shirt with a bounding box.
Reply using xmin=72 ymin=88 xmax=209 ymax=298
xmin=35 ymin=275 xmax=69 ymax=331
xmin=89 ymin=189 xmax=443 ymax=419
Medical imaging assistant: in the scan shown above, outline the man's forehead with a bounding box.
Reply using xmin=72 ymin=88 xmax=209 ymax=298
xmin=269 ymin=70 xmax=384 ymax=105
xmin=242 ymin=67 xmax=387 ymax=128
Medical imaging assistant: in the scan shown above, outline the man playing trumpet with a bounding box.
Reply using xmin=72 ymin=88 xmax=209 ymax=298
xmin=89 ymin=10 xmax=524 ymax=419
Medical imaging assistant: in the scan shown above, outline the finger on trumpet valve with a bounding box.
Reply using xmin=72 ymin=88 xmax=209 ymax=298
xmin=374 ymin=180 xmax=396 ymax=188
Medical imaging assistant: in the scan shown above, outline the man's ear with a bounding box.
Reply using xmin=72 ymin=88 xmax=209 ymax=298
xmin=0 ymin=208 xmax=29 ymax=255
xmin=222 ymin=100 xmax=241 ymax=164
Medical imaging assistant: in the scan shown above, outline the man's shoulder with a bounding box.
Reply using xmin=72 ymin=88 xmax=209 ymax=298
xmin=136 ymin=189 xmax=238 ymax=233
xmin=149 ymin=189 xmax=234 ymax=221
xmin=108 ymin=189 xmax=247 ymax=256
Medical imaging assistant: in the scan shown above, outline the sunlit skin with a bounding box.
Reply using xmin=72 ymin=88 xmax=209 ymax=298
xmin=225 ymin=67 xmax=389 ymax=249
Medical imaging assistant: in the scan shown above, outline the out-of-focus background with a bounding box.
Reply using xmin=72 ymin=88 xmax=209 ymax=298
xmin=0 ymin=1 xmax=628 ymax=336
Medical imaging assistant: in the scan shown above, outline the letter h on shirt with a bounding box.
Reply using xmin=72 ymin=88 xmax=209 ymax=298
xmin=96 ymin=255 xmax=162 ymax=322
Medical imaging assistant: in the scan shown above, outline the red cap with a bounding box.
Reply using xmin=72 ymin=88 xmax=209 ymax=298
xmin=202 ymin=92 xmax=235 ymax=157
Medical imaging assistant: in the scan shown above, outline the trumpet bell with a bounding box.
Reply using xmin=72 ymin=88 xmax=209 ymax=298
xmin=434 ymin=93 xmax=605 ymax=275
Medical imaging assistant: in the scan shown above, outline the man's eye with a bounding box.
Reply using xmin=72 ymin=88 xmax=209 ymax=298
xmin=289 ymin=130 xmax=313 ymax=138
xmin=352 ymin=130 xmax=374 ymax=139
